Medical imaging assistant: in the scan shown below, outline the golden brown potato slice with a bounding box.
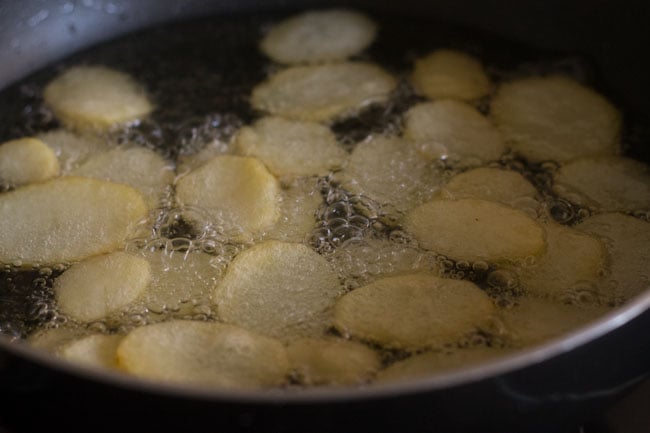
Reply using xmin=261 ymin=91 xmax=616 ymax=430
xmin=43 ymin=65 xmax=153 ymax=130
xmin=440 ymin=167 xmax=537 ymax=207
xmin=54 ymin=251 xmax=151 ymax=322
xmin=404 ymin=100 xmax=505 ymax=166
xmin=38 ymin=129 xmax=108 ymax=173
xmin=214 ymin=241 xmax=341 ymax=339
xmin=513 ymin=223 xmax=607 ymax=298
xmin=576 ymin=213 xmax=650 ymax=300
xmin=234 ymin=116 xmax=347 ymax=177
xmin=554 ymin=157 xmax=650 ymax=212
xmin=404 ymin=199 xmax=545 ymax=263
xmin=260 ymin=9 xmax=377 ymax=64
xmin=175 ymin=155 xmax=281 ymax=240
xmin=287 ymin=337 xmax=380 ymax=386
xmin=0 ymin=177 xmax=147 ymax=265
xmin=411 ymin=49 xmax=490 ymax=100
xmin=251 ymin=62 xmax=396 ymax=123
xmin=491 ymin=75 xmax=620 ymax=163
xmin=59 ymin=334 xmax=123 ymax=369
xmin=265 ymin=176 xmax=323 ymax=243
xmin=117 ymin=320 xmax=289 ymax=388
xmin=71 ymin=146 xmax=174 ymax=208
xmin=333 ymin=273 xmax=494 ymax=350
xmin=0 ymin=137 xmax=60 ymax=187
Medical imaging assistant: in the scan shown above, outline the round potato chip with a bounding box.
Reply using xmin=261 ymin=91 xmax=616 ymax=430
xmin=491 ymin=75 xmax=621 ymax=163
xmin=59 ymin=334 xmax=123 ymax=369
xmin=554 ymin=157 xmax=650 ymax=212
xmin=54 ymin=251 xmax=151 ymax=322
xmin=404 ymin=100 xmax=505 ymax=166
xmin=0 ymin=137 xmax=60 ymax=188
xmin=411 ymin=49 xmax=490 ymax=100
xmin=404 ymin=199 xmax=545 ymax=263
xmin=334 ymin=273 xmax=494 ymax=350
xmin=38 ymin=129 xmax=108 ymax=173
xmin=215 ymin=241 xmax=341 ymax=339
xmin=43 ymin=65 xmax=153 ymax=130
xmin=260 ymin=9 xmax=377 ymax=64
xmin=117 ymin=320 xmax=289 ymax=388
xmin=251 ymin=62 xmax=396 ymax=123
xmin=440 ymin=167 xmax=537 ymax=207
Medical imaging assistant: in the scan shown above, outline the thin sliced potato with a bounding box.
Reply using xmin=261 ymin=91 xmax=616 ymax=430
xmin=38 ymin=129 xmax=108 ymax=173
xmin=287 ymin=337 xmax=380 ymax=386
xmin=59 ymin=334 xmax=123 ymax=369
xmin=404 ymin=199 xmax=545 ymax=263
xmin=260 ymin=9 xmax=377 ymax=64
xmin=215 ymin=241 xmax=341 ymax=339
xmin=28 ymin=327 xmax=87 ymax=353
xmin=54 ymin=251 xmax=151 ymax=322
xmin=0 ymin=137 xmax=60 ymax=187
xmin=404 ymin=100 xmax=505 ymax=166
xmin=234 ymin=116 xmax=347 ymax=177
xmin=411 ymin=49 xmax=490 ymax=100
xmin=491 ymin=75 xmax=621 ymax=163
xmin=554 ymin=157 xmax=650 ymax=212
xmin=251 ymin=62 xmax=396 ymax=123
xmin=576 ymin=213 xmax=650 ymax=300
xmin=44 ymin=65 xmax=153 ymax=130
xmin=0 ymin=177 xmax=147 ymax=265
xmin=333 ymin=273 xmax=494 ymax=350
xmin=71 ymin=146 xmax=174 ymax=208
xmin=175 ymin=155 xmax=280 ymax=240
xmin=117 ymin=320 xmax=289 ymax=388
xmin=440 ymin=167 xmax=537 ymax=206
xmin=265 ymin=177 xmax=323 ymax=243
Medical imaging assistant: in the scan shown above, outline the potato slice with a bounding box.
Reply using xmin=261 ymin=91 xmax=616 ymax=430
xmin=404 ymin=199 xmax=545 ymax=263
xmin=59 ymin=334 xmax=123 ymax=369
xmin=513 ymin=223 xmax=607 ymax=298
xmin=287 ymin=337 xmax=380 ymax=386
xmin=71 ymin=146 xmax=174 ymax=208
xmin=440 ymin=167 xmax=537 ymax=207
xmin=342 ymin=136 xmax=440 ymax=212
xmin=491 ymin=75 xmax=621 ymax=163
xmin=576 ymin=213 xmax=650 ymax=300
xmin=54 ymin=251 xmax=151 ymax=322
xmin=378 ymin=347 xmax=509 ymax=382
xmin=333 ymin=273 xmax=494 ymax=350
xmin=0 ymin=177 xmax=147 ymax=265
xmin=404 ymin=100 xmax=505 ymax=166
xmin=28 ymin=327 xmax=86 ymax=353
xmin=175 ymin=155 xmax=280 ymax=240
xmin=234 ymin=116 xmax=347 ymax=177
xmin=0 ymin=137 xmax=60 ymax=187
xmin=251 ymin=62 xmax=396 ymax=123
xmin=214 ymin=241 xmax=341 ymax=339
xmin=411 ymin=49 xmax=490 ymax=100
xmin=554 ymin=157 xmax=650 ymax=212
xmin=117 ymin=320 xmax=289 ymax=388
xmin=260 ymin=9 xmax=377 ymax=64
xmin=265 ymin=177 xmax=323 ymax=243
xmin=38 ymin=129 xmax=108 ymax=173
xmin=43 ymin=65 xmax=153 ymax=130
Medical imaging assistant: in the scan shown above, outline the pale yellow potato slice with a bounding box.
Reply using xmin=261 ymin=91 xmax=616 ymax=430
xmin=576 ymin=213 xmax=650 ymax=300
xmin=59 ymin=334 xmax=123 ymax=369
xmin=411 ymin=49 xmax=490 ymax=100
xmin=404 ymin=199 xmax=545 ymax=263
xmin=43 ymin=65 xmax=153 ymax=130
xmin=54 ymin=251 xmax=151 ymax=322
xmin=500 ymin=296 xmax=608 ymax=345
xmin=117 ymin=320 xmax=289 ymax=388
xmin=28 ymin=327 xmax=87 ymax=353
xmin=554 ymin=157 xmax=650 ymax=212
xmin=440 ymin=167 xmax=537 ymax=207
xmin=0 ymin=137 xmax=60 ymax=187
xmin=378 ymin=347 xmax=509 ymax=383
xmin=214 ymin=241 xmax=341 ymax=339
xmin=265 ymin=177 xmax=323 ymax=243
xmin=491 ymin=75 xmax=621 ymax=163
xmin=287 ymin=337 xmax=380 ymax=386
xmin=38 ymin=129 xmax=108 ymax=173
xmin=342 ymin=136 xmax=440 ymax=212
xmin=251 ymin=62 xmax=396 ymax=123
xmin=71 ymin=146 xmax=174 ymax=208
xmin=175 ymin=155 xmax=280 ymax=240
xmin=333 ymin=273 xmax=494 ymax=350
xmin=0 ymin=177 xmax=147 ymax=265
xmin=513 ymin=223 xmax=607 ymax=297
xmin=234 ymin=116 xmax=347 ymax=177
xmin=404 ymin=100 xmax=505 ymax=166
xmin=260 ymin=9 xmax=377 ymax=64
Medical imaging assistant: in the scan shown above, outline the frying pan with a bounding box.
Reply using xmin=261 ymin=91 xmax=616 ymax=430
xmin=0 ymin=1 xmax=649 ymax=432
